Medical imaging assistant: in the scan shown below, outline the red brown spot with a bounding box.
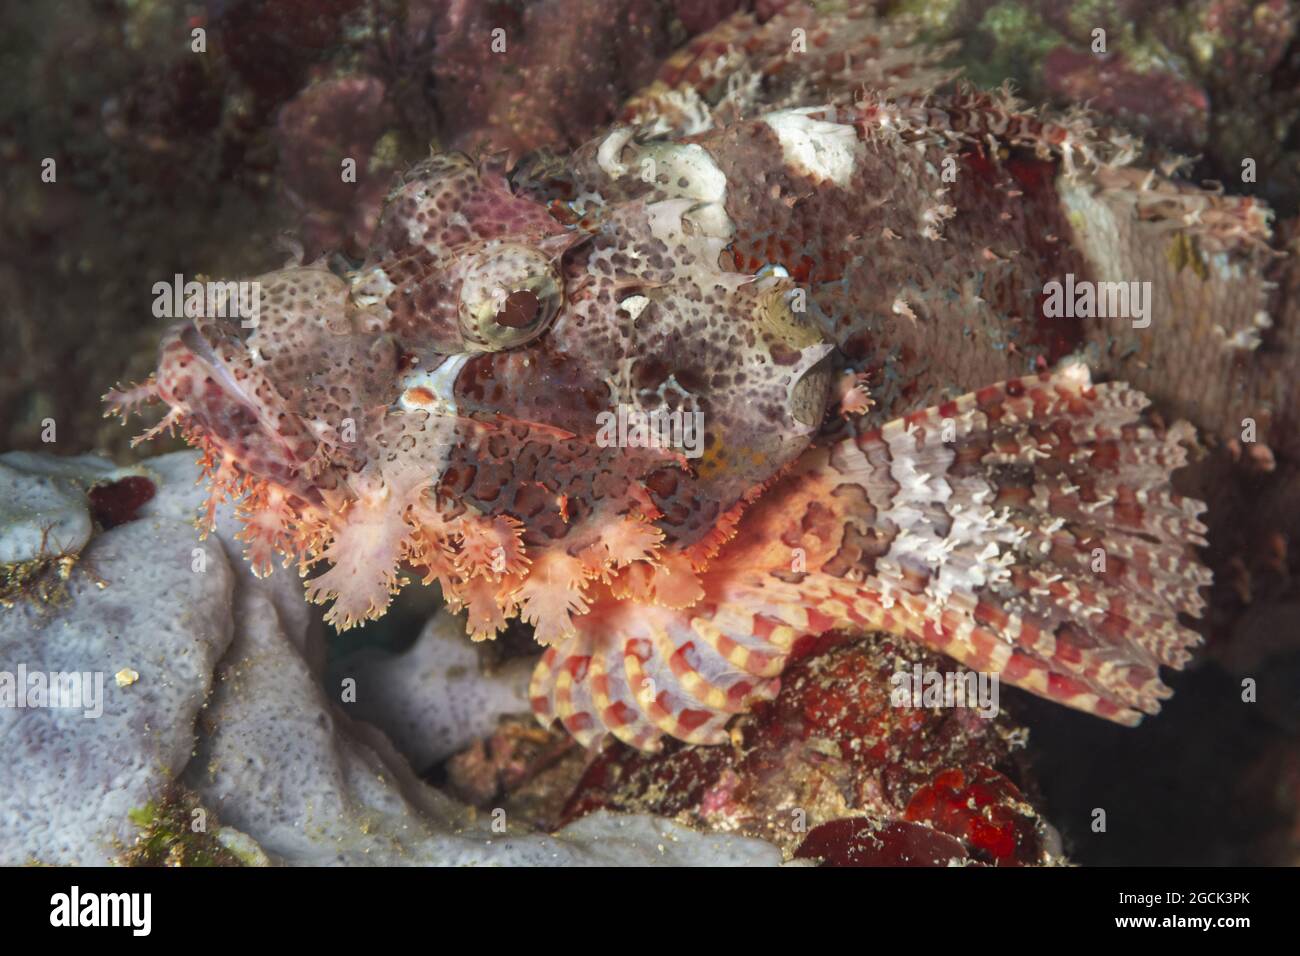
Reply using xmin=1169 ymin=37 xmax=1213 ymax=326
xmin=88 ymin=476 xmax=156 ymax=529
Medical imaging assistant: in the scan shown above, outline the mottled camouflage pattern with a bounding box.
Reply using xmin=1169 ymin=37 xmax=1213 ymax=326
xmin=108 ymin=4 xmax=1238 ymax=750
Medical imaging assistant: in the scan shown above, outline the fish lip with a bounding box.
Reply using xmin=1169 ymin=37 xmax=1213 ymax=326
xmin=177 ymin=320 xmax=215 ymax=364
xmin=176 ymin=320 xmax=261 ymax=412
xmin=162 ymin=318 xmax=321 ymax=475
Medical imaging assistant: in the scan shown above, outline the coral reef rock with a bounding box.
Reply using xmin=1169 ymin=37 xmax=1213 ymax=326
xmin=0 ymin=452 xmax=149 ymax=565
xmin=0 ymin=451 xmax=779 ymax=866
xmin=0 ymin=475 xmax=235 ymax=864
xmin=329 ymin=611 xmax=536 ymax=772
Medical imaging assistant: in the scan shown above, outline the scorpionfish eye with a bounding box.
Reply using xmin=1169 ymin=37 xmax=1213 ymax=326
xmin=457 ymin=243 xmax=563 ymax=351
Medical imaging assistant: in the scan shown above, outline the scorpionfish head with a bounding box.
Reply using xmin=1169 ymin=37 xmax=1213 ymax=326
xmin=349 ymin=148 xmax=836 ymax=547
xmin=115 ymin=145 xmax=839 ymax=636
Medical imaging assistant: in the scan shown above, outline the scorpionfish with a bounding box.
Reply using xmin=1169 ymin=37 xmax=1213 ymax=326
xmin=108 ymin=5 xmax=1222 ymax=752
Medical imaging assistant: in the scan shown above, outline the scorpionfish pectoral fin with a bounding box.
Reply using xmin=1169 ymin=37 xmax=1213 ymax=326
xmin=530 ymin=361 xmax=1212 ymax=751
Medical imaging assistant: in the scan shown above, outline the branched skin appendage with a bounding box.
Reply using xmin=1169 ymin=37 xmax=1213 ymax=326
xmin=109 ymin=6 xmax=1224 ymax=752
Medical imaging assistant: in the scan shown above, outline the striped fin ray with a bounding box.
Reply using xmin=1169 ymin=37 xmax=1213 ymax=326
xmin=812 ymin=362 xmax=1209 ymax=723
xmin=528 ymin=363 xmax=1210 ymax=750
